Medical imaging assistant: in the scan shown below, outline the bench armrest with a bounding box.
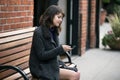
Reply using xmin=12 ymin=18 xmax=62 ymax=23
xmin=65 ymin=52 xmax=72 ymax=64
xmin=0 ymin=65 xmax=29 ymax=80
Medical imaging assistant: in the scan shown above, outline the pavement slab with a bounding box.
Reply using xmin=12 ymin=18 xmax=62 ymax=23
xmin=71 ymin=49 xmax=120 ymax=80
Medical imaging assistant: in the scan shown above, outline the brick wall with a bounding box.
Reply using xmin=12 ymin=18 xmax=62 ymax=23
xmin=0 ymin=0 xmax=33 ymax=32
xmin=79 ymin=0 xmax=88 ymax=54
xmin=79 ymin=0 xmax=96 ymax=55
xmin=90 ymin=0 xmax=96 ymax=48
xmin=0 ymin=0 xmax=97 ymax=55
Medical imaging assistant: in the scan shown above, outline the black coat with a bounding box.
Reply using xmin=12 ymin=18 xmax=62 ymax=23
xmin=29 ymin=26 xmax=65 ymax=80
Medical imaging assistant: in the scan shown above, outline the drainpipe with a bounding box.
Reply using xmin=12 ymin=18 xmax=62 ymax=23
xmin=95 ymin=0 xmax=101 ymax=48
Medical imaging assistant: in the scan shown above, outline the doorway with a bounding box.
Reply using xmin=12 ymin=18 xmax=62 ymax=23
xmin=33 ymin=0 xmax=58 ymax=27
xmin=66 ymin=0 xmax=79 ymax=55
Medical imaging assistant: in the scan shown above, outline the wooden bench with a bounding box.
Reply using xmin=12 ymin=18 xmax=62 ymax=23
xmin=0 ymin=27 xmax=74 ymax=80
xmin=0 ymin=27 xmax=36 ymax=80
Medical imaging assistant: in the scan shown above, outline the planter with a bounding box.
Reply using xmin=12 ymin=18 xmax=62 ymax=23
xmin=108 ymin=39 xmax=120 ymax=50
xmin=102 ymin=13 xmax=120 ymax=50
xmin=102 ymin=35 xmax=120 ymax=50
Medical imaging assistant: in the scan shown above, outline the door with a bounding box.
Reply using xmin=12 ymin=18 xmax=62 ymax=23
xmin=33 ymin=0 xmax=58 ymax=26
xmin=66 ymin=0 xmax=79 ymax=55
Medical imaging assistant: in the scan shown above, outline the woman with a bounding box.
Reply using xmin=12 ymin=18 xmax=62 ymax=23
xmin=29 ymin=5 xmax=80 ymax=80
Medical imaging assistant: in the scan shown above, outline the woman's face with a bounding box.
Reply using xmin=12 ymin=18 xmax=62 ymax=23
xmin=52 ymin=13 xmax=63 ymax=27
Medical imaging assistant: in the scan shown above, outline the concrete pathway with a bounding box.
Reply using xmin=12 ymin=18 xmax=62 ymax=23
xmin=72 ymin=49 xmax=120 ymax=80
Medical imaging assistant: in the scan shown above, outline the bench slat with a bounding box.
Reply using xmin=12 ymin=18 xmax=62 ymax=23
xmin=0 ymin=62 xmax=29 ymax=79
xmin=0 ymin=37 xmax=32 ymax=51
xmin=0 ymin=50 xmax=30 ymax=64
xmin=3 ymin=68 xmax=30 ymax=80
xmin=0 ymin=43 xmax=31 ymax=58
xmin=0 ymin=32 xmax=33 ymax=44
xmin=5 ymin=56 xmax=29 ymax=66
xmin=0 ymin=27 xmax=35 ymax=38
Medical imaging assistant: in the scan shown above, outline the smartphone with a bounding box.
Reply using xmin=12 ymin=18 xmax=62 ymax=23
xmin=71 ymin=45 xmax=76 ymax=50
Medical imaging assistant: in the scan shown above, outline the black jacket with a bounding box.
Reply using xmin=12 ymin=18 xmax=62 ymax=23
xmin=29 ymin=26 xmax=65 ymax=80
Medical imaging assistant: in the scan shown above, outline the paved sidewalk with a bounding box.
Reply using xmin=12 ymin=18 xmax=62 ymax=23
xmin=71 ymin=48 xmax=120 ymax=80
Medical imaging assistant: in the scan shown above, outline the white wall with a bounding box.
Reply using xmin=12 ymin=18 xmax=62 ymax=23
xmin=58 ymin=0 xmax=67 ymax=44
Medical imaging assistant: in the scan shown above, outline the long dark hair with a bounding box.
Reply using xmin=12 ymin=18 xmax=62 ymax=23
xmin=39 ymin=5 xmax=64 ymax=35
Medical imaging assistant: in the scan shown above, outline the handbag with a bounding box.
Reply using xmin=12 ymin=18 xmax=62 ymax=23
xmin=59 ymin=60 xmax=78 ymax=72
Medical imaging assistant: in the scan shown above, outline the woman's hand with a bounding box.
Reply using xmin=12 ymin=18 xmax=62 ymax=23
xmin=62 ymin=45 xmax=72 ymax=52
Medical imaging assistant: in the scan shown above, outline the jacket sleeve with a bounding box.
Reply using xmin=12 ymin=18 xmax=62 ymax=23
xmin=31 ymin=28 xmax=65 ymax=61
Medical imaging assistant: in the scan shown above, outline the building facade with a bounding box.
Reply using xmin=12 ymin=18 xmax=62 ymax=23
xmin=0 ymin=0 xmax=100 ymax=55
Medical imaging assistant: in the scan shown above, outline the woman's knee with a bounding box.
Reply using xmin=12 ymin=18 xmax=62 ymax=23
xmin=59 ymin=68 xmax=80 ymax=80
xmin=70 ymin=72 xmax=80 ymax=80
